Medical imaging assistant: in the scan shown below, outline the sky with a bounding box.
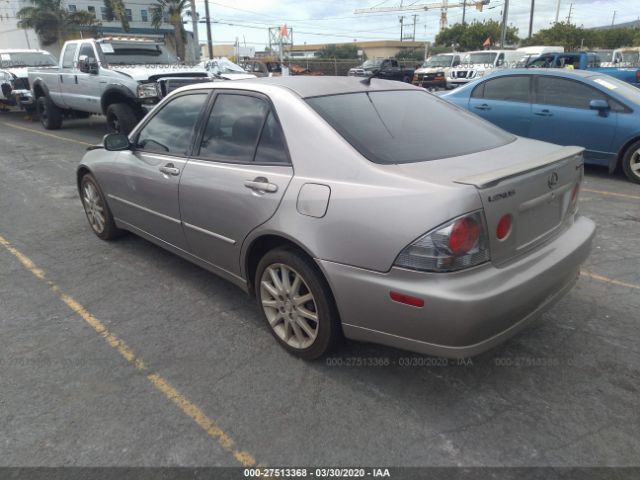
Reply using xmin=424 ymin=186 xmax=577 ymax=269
xmin=188 ymin=0 xmax=639 ymax=49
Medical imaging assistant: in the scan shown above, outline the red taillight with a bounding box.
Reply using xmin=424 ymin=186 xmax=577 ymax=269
xmin=496 ymin=214 xmax=512 ymax=240
xmin=448 ymin=217 xmax=480 ymax=255
xmin=636 ymin=70 xmax=640 ymax=81
xmin=390 ymin=291 xmax=424 ymax=308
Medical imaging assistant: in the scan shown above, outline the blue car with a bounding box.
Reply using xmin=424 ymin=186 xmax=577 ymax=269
xmin=442 ymin=69 xmax=640 ymax=183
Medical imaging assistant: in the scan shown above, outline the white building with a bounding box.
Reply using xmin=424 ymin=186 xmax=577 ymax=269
xmin=0 ymin=0 xmax=40 ymax=50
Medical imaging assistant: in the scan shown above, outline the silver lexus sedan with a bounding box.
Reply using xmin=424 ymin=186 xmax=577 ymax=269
xmin=77 ymin=77 xmax=595 ymax=360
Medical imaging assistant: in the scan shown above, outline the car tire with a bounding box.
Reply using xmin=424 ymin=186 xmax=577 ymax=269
xmin=255 ymin=247 xmax=341 ymax=360
xmin=106 ymin=103 xmax=138 ymax=134
xmin=621 ymin=141 xmax=640 ymax=184
xmin=80 ymin=173 xmax=124 ymax=241
xmin=36 ymin=95 xmax=63 ymax=130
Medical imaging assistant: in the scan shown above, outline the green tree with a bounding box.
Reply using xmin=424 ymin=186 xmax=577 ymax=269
xmin=316 ymin=44 xmax=359 ymax=59
xmin=17 ymin=0 xmax=102 ymax=47
xmin=151 ymin=0 xmax=189 ymax=61
xmin=435 ymin=20 xmax=519 ymax=51
xmin=103 ymin=0 xmax=130 ymax=33
xmin=520 ymin=22 xmax=596 ymax=50
xmin=395 ymin=48 xmax=425 ymax=61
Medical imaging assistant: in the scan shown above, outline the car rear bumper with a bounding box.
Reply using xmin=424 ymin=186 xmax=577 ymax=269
xmin=319 ymin=216 xmax=595 ymax=358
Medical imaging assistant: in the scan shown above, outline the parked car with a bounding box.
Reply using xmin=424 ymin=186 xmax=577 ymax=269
xmin=442 ymin=69 xmax=640 ymax=183
xmin=610 ymin=47 xmax=640 ymax=67
xmin=348 ymin=58 xmax=414 ymax=83
xmin=515 ymin=45 xmax=565 ymax=67
xmin=200 ymin=57 xmax=257 ymax=80
xmin=448 ymin=50 xmax=523 ymax=88
xmin=0 ymin=49 xmax=57 ymax=113
xmin=243 ymin=60 xmax=281 ymax=77
xmin=526 ymin=51 xmax=640 ymax=87
xmin=77 ymin=77 xmax=594 ymax=359
xmin=29 ymin=36 xmax=211 ymax=134
xmin=412 ymin=53 xmax=462 ymax=89
xmin=593 ymin=49 xmax=615 ymax=67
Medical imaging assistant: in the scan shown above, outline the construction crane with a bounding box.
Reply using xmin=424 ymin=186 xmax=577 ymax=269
xmin=355 ymin=0 xmax=490 ymax=32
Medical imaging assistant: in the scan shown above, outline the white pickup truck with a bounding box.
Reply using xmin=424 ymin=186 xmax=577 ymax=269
xmin=1 ymin=49 xmax=57 ymax=113
xmin=28 ymin=37 xmax=211 ymax=134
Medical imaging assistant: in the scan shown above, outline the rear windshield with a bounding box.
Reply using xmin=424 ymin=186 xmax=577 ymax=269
xmin=306 ymin=90 xmax=514 ymax=164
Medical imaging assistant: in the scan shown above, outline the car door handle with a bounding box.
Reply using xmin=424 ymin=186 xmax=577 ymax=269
xmin=159 ymin=164 xmax=180 ymax=176
xmin=474 ymin=103 xmax=491 ymax=111
xmin=534 ymin=109 xmax=553 ymax=117
xmin=244 ymin=177 xmax=278 ymax=193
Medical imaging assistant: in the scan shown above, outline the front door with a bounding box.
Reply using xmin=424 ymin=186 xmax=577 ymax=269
xmin=530 ymin=76 xmax=618 ymax=163
xmin=179 ymin=91 xmax=293 ymax=277
xmin=106 ymin=92 xmax=209 ymax=249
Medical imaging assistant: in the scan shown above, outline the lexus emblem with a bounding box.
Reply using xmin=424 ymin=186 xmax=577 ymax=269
xmin=548 ymin=172 xmax=559 ymax=189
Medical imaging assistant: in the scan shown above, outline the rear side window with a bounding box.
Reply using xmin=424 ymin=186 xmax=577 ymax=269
xmin=473 ymin=76 xmax=530 ymax=102
xmin=136 ymin=93 xmax=207 ymax=155
xmin=198 ymin=93 xmax=288 ymax=164
xmin=307 ymin=90 xmax=514 ymax=164
xmin=62 ymin=44 xmax=77 ymax=68
xmin=536 ymin=77 xmax=607 ymax=109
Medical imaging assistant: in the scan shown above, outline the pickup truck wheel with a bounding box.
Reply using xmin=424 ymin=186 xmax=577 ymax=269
xmin=106 ymin=103 xmax=138 ymax=135
xmin=36 ymin=96 xmax=62 ymax=130
xmin=621 ymin=141 xmax=640 ymax=184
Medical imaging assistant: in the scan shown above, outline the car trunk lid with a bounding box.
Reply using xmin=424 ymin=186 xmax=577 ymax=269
xmin=455 ymin=145 xmax=584 ymax=266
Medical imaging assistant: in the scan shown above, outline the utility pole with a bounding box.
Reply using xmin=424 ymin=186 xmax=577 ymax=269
xmin=203 ymin=0 xmax=213 ymax=59
xmin=190 ymin=0 xmax=199 ymax=62
xmin=462 ymin=0 xmax=467 ymax=25
xmin=566 ymin=2 xmax=573 ymax=24
xmin=412 ymin=14 xmax=418 ymax=41
xmin=528 ymin=0 xmax=535 ymax=38
xmin=555 ymin=0 xmax=561 ymax=23
xmin=500 ymin=0 xmax=510 ymax=48
xmin=399 ymin=16 xmax=405 ymax=42
xmin=611 ymin=11 xmax=616 ymax=26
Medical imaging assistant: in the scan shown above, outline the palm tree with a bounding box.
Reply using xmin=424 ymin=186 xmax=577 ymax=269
xmin=17 ymin=0 xmax=102 ymax=47
xmin=151 ymin=0 xmax=189 ymax=61
xmin=103 ymin=0 xmax=130 ymax=33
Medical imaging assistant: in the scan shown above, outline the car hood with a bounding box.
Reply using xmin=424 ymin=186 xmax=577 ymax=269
xmin=215 ymin=72 xmax=257 ymax=80
xmin=111 ymin=64 xmax=208 ymax=81
xmin=2 ymin=67 xmax=29 ymax=79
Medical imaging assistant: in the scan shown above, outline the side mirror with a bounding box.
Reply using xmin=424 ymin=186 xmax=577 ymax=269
xmin=103 ymin=133 xmax=130 ymax=151
xmin=590 ymin=99 xmax=610 ymax=116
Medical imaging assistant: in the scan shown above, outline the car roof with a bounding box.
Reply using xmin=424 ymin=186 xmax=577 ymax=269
xmin=190 ymin=76 xmax=419 ymax=98
xmin=489 ymin=68 xmax=597 ymax=79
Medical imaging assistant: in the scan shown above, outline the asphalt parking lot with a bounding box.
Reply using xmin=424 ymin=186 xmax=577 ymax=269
xmin=0 ymin=110 xmax=639 ymax=468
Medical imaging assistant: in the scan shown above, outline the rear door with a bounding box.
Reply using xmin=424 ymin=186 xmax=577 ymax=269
xmin=179 ymin=91 xmax=293 ymax=276
xmin=468 ymin=75 xmax=532 ymax=136
xmin=530 ymin=75 xmax=618 ymax=162
xmin=105 ymin=91 xmax=209 ymax=249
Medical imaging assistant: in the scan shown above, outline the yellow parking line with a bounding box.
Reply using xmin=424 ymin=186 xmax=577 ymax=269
xmin=582 ymin=188 xmax=640 ymax=201
xmin=0 ymin=234 xmax=257 ymax=467
xmin=581 ymin=271 xmax=640 ymax=290
xmin=1 ymin=121 xmax=92 ymax=147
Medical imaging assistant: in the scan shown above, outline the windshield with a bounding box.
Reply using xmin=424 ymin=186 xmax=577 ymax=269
xmin=99 ymin=43 xmax=178 ymax=66
xmin=362 ymin=59 xmax=382 ymax=68
xmin=423 ymin=55 xmax=453 ymax=68
xmin=591 ymin=75 xmax=640 ymax=104
xmin=0 ymin=52 xmax=56 ymax=68
xmin=463 ymin=52 xmax=497 ymax=66
xmin=306 ymin=90 xmax=513 ymax=164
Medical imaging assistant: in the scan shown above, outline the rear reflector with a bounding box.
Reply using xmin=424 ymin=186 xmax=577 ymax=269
xmin=390 ymin=291 xmax=424 ymax=308
xmin=496 ymin=214 xmax=512 ymax=240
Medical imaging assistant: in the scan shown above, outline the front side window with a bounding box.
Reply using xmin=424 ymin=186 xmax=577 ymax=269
xmin=307 ymin=90 xmax=514 ymax=164
xmin=536 ymin=77 xmax=607 ymax=110
xmin=136 ymin=93 xmax=207 ymax=155
xmin=198 ymin=94 xmax=269 ymax=162
xmin=62 ymin=44 xmax=78 ymax=68
xmin=473 ymin=76 xmax=530 ymax=102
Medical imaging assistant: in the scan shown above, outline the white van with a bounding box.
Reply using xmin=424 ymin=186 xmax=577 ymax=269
xmin=448 ymin=50 xmax=523 ymax=88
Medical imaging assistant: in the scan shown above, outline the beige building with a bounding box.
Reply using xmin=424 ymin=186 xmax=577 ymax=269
xmin=286 ymin=40 xmax=426 ymax=59
xmin=200 ymin=44 xmax=255 ymax=59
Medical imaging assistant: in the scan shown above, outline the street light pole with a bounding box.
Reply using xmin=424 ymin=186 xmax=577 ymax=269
xmin=500 ymin=0 xmax=510 ymax=48
xmin=204 ymin=0 xmax=213 ymax=59
xmin=528 ymin=0 xmax=535 ymax=38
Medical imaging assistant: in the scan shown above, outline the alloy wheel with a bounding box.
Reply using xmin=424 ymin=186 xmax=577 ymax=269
xmin=259 ymin=263 xmax=319 ymax=350
xmin=630 ymin=148 xmax=640 ymax=180
xmin=82 ymin=181 xmax=106 ymax=234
